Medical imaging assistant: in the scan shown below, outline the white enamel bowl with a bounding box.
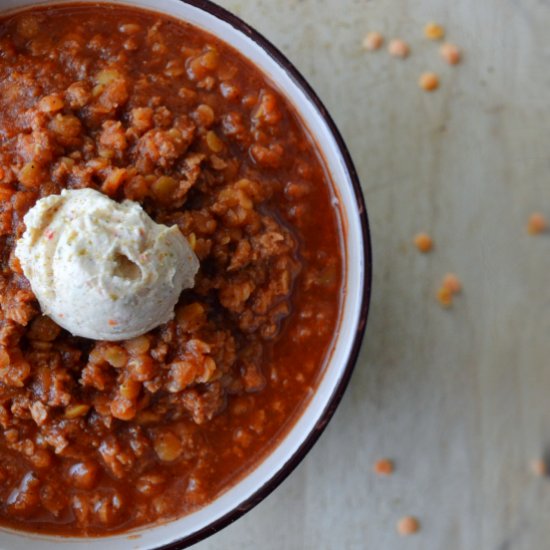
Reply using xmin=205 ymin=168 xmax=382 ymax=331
xmin=0 ymin=1 xmax=372 ymax=548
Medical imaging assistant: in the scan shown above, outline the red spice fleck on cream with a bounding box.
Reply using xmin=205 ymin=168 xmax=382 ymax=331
xmin=397 ymin=516 xmax=420 ymax=536
xmin=527 ymin=212 xmax=547 ymax=235
xmin=419 ymin=72 xmax=440 ymax=92
xmin=108 ymin=319 xmax=118 ymax=326
xmin=413 ymin=232 xmax=434 ymax=253
xmin=388 ymin=39 xmax=410 ymax=58
xmin=374 ymin=458 xmax=395 ymax=476
xmin=440 ymin=43 xmax=462 ymax=65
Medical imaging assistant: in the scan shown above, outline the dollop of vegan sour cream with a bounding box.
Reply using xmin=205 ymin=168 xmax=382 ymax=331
xmin=15 ymin=188 xmax=199 ymax=340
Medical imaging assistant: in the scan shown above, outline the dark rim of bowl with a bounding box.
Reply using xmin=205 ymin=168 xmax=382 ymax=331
xmin=153 ymin=0 xmax=373 ymax=548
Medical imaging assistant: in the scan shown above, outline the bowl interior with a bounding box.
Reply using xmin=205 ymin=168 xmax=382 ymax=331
xmin=0 ymin=1 xmax=370 ymax=548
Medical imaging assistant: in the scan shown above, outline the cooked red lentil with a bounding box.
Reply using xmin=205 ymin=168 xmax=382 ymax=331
xmin=0 ymin=3 xmax=344 ymax=535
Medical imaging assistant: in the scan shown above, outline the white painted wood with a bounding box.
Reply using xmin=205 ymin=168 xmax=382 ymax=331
xmin=195 ymin=1 xmax=550 ymax=549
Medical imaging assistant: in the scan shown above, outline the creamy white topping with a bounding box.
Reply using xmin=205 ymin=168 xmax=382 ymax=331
xmin=15 ymin=188 xmax=199 ymax=341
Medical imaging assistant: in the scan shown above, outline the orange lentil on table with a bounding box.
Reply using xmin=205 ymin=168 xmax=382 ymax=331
xmin=530 ymin=459 xmax=548 ymax=477
xmin=440 ymin=42 xmax=462 ymax=65
xmin=527 ymin=212 xmax=548 ymax=235
xmin=0 ymin=3 xmax=344 ymax=536
xmin=424 ymin=22 xmax=445 ymax=41
xmin=397 ymin=516 xmax=420 ymax=536
xmin=442 ymin=273 xmax=462 ymax=294
xmin=374 ymin=458 xmax=395 ymax=476
xmin=419 ymin=72 xmax=440 ymax=92
xmin=388 ymin=39 xmax=410 ymax=59
xmin=413 ymin=232 xmax=434 ymax=253
xmin=437 ymin=286 xmax=454 ymax=308
xmin=362 ymin=31 xmax=384 ymax=51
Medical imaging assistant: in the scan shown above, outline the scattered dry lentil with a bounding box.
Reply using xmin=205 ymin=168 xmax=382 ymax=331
xmin=440 ymin=42 xmax=462 ymax=65
xmin=424 ymin=22 xmax=445 ymax=40
xmin=442 ymin=273 xmax=462 ymax=294
xmin=437 ymin=286 xmax=453 ymax=308
xmin=374 ymin=458 xmax=395 ymax=476
xmin=413 ymin=232 xmax=434 ymax=253
xmin=527 ymin=212 xmax=547 ymax=235
xmin=530 ymin=459 xmax=548 ymax=477
xmin=363 ymin=31 xmax=384 ymax=51
xmin=388 ymin=39 xmax=410 ymax=58
xmin=419 ymin=72 xmax=440 ymax=92
xmin=397 ymin=516 xmax=420 ymax=536
xmin=64 ymin=404 xmax=91 ymax=419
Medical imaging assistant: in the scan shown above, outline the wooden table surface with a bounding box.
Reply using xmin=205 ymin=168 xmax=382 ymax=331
xmin=196 ymin=1 xmax=550 ymax=548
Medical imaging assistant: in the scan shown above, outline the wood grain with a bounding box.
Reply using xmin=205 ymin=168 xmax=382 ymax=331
xmin=195 ymin=1 xmax=550 ymax=548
